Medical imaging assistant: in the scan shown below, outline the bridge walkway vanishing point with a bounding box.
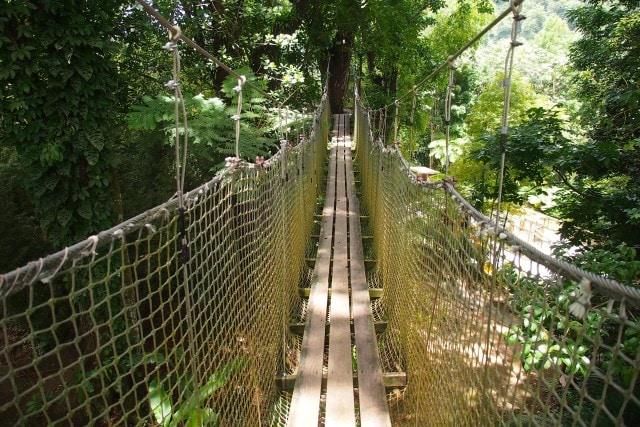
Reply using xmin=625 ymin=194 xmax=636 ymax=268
xmin=287 ymin=114 xmax=392 ymax=426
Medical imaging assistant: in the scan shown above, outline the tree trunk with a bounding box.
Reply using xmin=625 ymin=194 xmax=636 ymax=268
xmin=327 ymin=33 xmax=354 ymax=114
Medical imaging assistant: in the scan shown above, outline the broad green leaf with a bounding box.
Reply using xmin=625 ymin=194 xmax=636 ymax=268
xmin=57 ymin=208 xmax=72 ymax=226
xmin=76 ymin=64 xmax=93 ymax=81
xmin=149 ymin=379 xmax=173 ymax=427
xmin=77 ymin=202 xmax=93 ymax=220
xmin=184 ymin=407 xmax=219 ymax=427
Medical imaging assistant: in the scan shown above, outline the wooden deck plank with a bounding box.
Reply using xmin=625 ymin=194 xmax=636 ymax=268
xmin=276 ymin=371 xmax=407 ymax=391
xmin=346 ymin=128 xmax=392 ymax=426
xmin=288 ymin=320 xmax=388 ymax=336
xmin=325 ymin=141 xmax=356 ymax=426
xmin=297 ymin=287 xmax=384 ymax=299
xmin=287 ymin=146 xmax=338 ymax=427
xmin=289 ymin=113 xmax=390 ymax=426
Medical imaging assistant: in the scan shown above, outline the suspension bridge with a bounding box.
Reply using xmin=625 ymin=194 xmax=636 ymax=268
xmin=2 ymin=1 xmax=640 ymax=426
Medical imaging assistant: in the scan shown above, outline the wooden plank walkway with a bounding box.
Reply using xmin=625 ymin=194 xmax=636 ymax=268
xmin=287 ymin=114 xmax=391 ymax=427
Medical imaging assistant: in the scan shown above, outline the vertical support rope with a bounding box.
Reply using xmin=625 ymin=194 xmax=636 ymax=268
xmin=279 ymin=138 xmax=289 ymax=386
xmin=393 ymin=100 xmax=400 ymax=146
xmin=302 ymin=107 xmax=307 ymax=137
xmin=164 ymin=26 xmax=199 ymax=386
xmin=285 ymin=107 xmax=290 ymax=142
xmin=409 ymin=87 xmax=417 ymax=163
xmin=233 ymin=76 xmax=247 ymax=159
xmin=483 ymin=0 xmax=524 ymax=415
xmin=495 ymin=0 xmax=524 ymax=226
xmin=444 ymin=58 xmax=456 ymax=178
xmin=380 ymin=106 xmax=389 ymax=145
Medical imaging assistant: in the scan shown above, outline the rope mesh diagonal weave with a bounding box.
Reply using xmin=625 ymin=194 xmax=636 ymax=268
xmin=354 ymin=99 xmax=640 ymax=426
xmin=0 ymin=96 xmax=330 ymax=426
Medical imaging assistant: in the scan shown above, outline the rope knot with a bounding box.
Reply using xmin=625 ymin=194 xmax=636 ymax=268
xmin=225 ymin=156 xmax=241 ymax=167
xmin=164 ymin=79 xmax=179 ymax=89
xmin=112 ymin=229 xmax=125 ymax=242
xmin=234 ymin=75 xmax=247 ymax=92
xmin=162 ymin=41 xmax=177 ymax=51
xmin=169 ymin=25 xmax=181 ymax=41
xmin=510 ymin=0 xmax=524 ymax=14
xmin=569 ymin=278 xmax=592 ymax=319
xmin=82 ymin=235 xmax=99 ymax=258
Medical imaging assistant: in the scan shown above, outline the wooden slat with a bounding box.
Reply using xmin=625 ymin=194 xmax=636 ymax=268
xmin=325 ymin=141 xmax=356 ymax=426
xmin=287 ymin=146 xmax=338 ymax=427
xmin=346 ymin=140 xmax=392 ymax=426
xmin=276 ymin=371 xmax=407 ymax=391
xmin=306 ymin=258 xmax=376 ymax=268
xmin=297 ymin=287 xmax=384 ymax=299
xmin=290 ymin=113 xmax=391 ymax=426
xmin=288 ymin=320 xmax=388 ymax=336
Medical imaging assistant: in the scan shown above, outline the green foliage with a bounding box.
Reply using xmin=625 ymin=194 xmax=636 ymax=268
xmin=462 ymin=89 xmax=640 ymax=255
xmin=502 ymin=244 xmax=640 ymax=421
xmin=126 ymin=70 xmax=277 ymax=168
xmin=149 ymin=357 xmax=245 ymax=427
xmin=506 ymin=310 xmax=590 ymax=376
xmin=425 ymin=0 xmax=494 ymax=65
xmin=467 ymin=107 xmax=568 ymax=207
xmin=560 ymin=0 xmax=640 ymax=252
xmin=358 ymin=0 xmax=447 ymax=105
xmin=367 ymin=0 xmax=493 ymax=162
xmin=136 ymin=0 xmax=323 ymax=106
xmin=0 ymin=0 xmax=123 ymax=248
xmin=534 ymin=15 xmax=575 ymax=56
xmin=555 ymin=243 xmax=640 ymax=285
xmin=428 ymin=137 xmax=467 ymax=165
xmin=450 ymin=74 xmax=542 ymax=210
xmin=0 ymin=146 xmax=52 ymax=272
xmin=465 ymin=72 xmax=539 ymax=141
xmin=26 ymin=390 xmax=55 ymax=415
xmin=503 ymin=271 xmax=593 ymax=378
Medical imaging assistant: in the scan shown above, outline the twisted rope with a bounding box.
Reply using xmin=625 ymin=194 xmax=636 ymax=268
xmin=163 ymin=26 xmax=201 ymax=387
xmin=233 ymin=76 xmax=247 ymax=159
xmin=444 ymin=58 xmax=456 ymax=177
xmin=495 ymin=0 xmax=525 ymax=227
xmin=393 ymin=100 xmax=400 ymax=146
xmin=409 ymin=87 xmax=417 ymax=162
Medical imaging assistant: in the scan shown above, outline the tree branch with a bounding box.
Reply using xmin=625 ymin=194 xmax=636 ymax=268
xmin=552 ymin=166 xmax=595 ymax=199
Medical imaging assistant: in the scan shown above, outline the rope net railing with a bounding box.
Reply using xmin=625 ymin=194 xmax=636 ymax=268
xmin=354 ymin=99 xmax=640 ymax=426
xmin=0 ymin=95 xmax=330 ymax=426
